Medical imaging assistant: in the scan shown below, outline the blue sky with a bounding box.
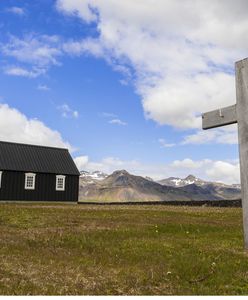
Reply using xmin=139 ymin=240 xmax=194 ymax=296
xmin=0 ymin=0 xmax=246 ymax=183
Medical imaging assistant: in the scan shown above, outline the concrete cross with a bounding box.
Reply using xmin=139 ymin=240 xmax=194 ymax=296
xmin=202 ymin=57 xmax=248 ymax=249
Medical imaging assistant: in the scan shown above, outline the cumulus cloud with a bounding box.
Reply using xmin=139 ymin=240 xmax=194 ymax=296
xmin=2 ymin=1 xmax=245 ymax=145
xmin=57 ymin=104 xmax=79 ymax=119
xmin=73 ymin=155 xmax=240 ymax=184
xmin=206 ymin=161 xmax=240 ymax=185
xmin=75 ymin=156 xmax=140 ymax=174
xmin=0 ymin=103 xmax=72 ymax=150
xmin=56 ymin=0 xmax=247 ymax=136
xmin=182 ymin=125 xmax=238 ymax=145
xmin=170 ymin=158 xmax=240 ymax=184
xmin=170 ymin=158 xmax=211 ymax=170
xmin=57 ymin=0 xmax=98 ymax=23
xmin=63 ymin=37 xmax=104 ymax=57
xmin=74 ymin=156 xmax=89 ymax=171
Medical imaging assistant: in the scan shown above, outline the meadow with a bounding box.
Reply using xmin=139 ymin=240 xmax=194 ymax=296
xmin=0 ymin=203 xmax=248 ymax=295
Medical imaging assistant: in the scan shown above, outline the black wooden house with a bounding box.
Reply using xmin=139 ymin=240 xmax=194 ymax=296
xmin=0 ymin=141 xmax=80 ymax=202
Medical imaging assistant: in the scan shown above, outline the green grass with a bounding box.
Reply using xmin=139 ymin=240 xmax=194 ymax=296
xmin=0 ymin=203 xmax=248 ymax=295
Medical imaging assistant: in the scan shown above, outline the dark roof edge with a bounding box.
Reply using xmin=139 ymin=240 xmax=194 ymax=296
xmin=0 ymin=140 xmax=68 ymax=151
xmin=69 ymin=158 xmax=81 ymax=176
xmin=0 ymin=169 xmax=80 ymax=176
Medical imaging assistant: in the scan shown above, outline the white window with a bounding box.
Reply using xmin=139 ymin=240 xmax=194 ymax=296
xmin=25 ymin=173 xmax=36 ymax=190
xmin=0 ymin=171 xmax=2 ymax=188
xmin=56 ymin=175 xmax=66 ymax=191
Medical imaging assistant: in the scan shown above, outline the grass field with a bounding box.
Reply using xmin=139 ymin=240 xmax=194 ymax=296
xmin=0 ymin=203 xmax=248 ymax=295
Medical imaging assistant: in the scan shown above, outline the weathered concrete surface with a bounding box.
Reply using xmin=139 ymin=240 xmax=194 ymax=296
xmin=202 ymin=57 xmax=248 ymax=249
xmin=202 ymin=105 xmax=237 ymax=130
xmin=236 ymin=58 xmax=248 ymax=249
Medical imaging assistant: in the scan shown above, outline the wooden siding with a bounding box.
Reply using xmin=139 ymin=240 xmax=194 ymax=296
xmin=0 ymin=171 xmax=79 ymax=202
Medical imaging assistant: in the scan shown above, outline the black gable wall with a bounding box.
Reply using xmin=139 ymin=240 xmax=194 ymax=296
xmin=0 ymin=141 xmax=80 ymax=202
xmin=0 ymin=171 xmax=79 ymax=202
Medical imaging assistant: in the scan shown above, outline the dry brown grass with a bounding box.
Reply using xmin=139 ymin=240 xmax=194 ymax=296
xmin=0 ymin=203 xmax=247 ymax=295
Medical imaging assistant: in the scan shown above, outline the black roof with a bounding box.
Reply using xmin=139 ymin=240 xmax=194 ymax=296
xmin=0 ymin=141 xmax=80 ymax=175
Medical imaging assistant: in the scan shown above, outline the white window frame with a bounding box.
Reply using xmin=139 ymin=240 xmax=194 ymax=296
xmin=56 ymin=175 xmax=66 ymax=191
xmin=25 ymin=173 xmax=36 ymax=190
xmin=0 ymin=171 xmax=2 ymax=189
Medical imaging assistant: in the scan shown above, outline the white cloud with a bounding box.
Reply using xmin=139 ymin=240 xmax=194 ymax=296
xmin=1 ymin=34 xmax=62 ymax=77
xmin=109 ymin=119 xmax=127 ymax=126
xmin=170 ymin=158 xmax=211 ymax=170
xmin=170 ymin=158 xmax=240 ymax=184
xmin=37 ymin=84 xmax=50 ymax=91
xmin=0 ymin=103 xmax=72 ymax=150
xmin=57 ymin=104 xmax=79 ymax=119
xmin=63 ymin=38 xmax=104 ymax=57
xmin=56 ymin=0 xmax=98 ymax=23
xmin=75 ymin=156 xmax=140 ymax=174
xmin=4 ymin=66 xmax=45 ymax=78
xmin=74 ymin=155 xmax=240 ymax=184
xmin=158 ymin=138 xmax=175 ymax=148
xmin=6 ymin=7 xmax=25 ymax=16
xmin=74 ymin=156 xmax=89 ymax=171
xmin=56 ymin=0 xmax=247 ymax=134
xmin=206 ymin=161 xmax=240 ymax=185
xmin=1 ymin=34 xmax=62 ymax=66
xmin=100 ymin=112 xmax=127 ymax=125
xmin=182 ymin=124 xmax=238 ymax=145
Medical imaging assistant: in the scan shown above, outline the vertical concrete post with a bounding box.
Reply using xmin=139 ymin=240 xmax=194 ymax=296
xmin=236 ymin=58 xmax=248 ymax=249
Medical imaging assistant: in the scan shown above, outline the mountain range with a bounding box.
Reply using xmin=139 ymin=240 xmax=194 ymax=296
xmin=79 ymin=170 xmax=241 ymax=202
xmin=158 ymin=174 xmax=240 ymax=188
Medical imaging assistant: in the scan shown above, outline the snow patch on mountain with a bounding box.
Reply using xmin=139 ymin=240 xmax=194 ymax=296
xmin=80 ymin=170 xmax=108 ymax=181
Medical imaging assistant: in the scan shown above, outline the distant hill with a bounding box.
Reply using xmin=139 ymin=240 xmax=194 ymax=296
xmin=78 ymin=170 xmax=241 ymax=202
